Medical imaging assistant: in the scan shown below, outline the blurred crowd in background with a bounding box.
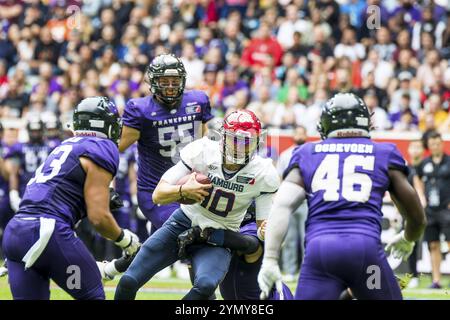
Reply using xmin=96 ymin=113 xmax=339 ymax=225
xmin=0 ymin=0 xmax=449 ymax=137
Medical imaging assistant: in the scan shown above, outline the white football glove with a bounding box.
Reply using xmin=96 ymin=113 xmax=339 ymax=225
xmin=96 ymin=261 xmax=115 ymax=281
xmin=385 ymin=230 xmax=415 ymax=261
xmin=9 ymin=190 xmax=21 ymax=212
xmin=115 ymin=229 xmax=141 ymax=256
xmin=258 ymin=257 xmax=282 ymax=300
xmin=257 ymin=221 xmax=267 ymax=242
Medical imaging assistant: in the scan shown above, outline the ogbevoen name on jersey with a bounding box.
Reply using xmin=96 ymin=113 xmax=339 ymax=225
xmin=152 ymin=115 xmax=198 ymax=127
xmin=315 ymin=143 xmax=374 ymax=154
xmin=208 ymin=174 xmax=244 ymax=192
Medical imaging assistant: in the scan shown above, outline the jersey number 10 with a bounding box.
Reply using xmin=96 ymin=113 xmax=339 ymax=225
xmin=200 ymin=187 xmax=236 ymax=217
xmin=311 ymin=154 xmax=375 ymax=203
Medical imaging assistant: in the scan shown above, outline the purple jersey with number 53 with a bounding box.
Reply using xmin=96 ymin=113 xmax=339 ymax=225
xmin=123 ymin=90 xmax=213 ymax=192
xmin=19 ymin=137 xmax=119 ymax=227
xmin=286 ymin=137 xmax=408 ymax=242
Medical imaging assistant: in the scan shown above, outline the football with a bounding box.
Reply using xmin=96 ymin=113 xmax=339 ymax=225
xmin=176 ymin=173 xmax=211 ymax=204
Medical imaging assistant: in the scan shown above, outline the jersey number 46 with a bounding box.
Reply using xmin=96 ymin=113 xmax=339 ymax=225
xmin=311 ymin=154 xmax=375 ymax=203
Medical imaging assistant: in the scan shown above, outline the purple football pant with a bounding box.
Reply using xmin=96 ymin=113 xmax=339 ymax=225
xmin=2 ymin=215 xmax=105 ymax=300
xmin=113 ymin=198 xmax=131 ymax=230
xmin=296 ymin=233 xmax=402 ymax=300
xmin=137 ymin=189 xmax=179 ymax=234
xmin=220 ymin=222 xmax=294 ymax=300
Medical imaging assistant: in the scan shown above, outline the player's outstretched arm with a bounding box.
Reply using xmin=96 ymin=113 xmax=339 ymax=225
xmin=388 ymin=169 xmax=427 ymax=242
xmin=258 ymin=167 xmax=306 ymax=299
xmin=81 ymin=157 xmax=141 ymax=256
xmin=81 ymin=157 xmax=122 ymax=240
xmin=263 ymin=168 xmax=306 ymax=261
xmin=153 ymin=162 xmax=212 ymax=204
xmin=118 ymin=125 xmax=140 ymax=152
xmin=5 ymin=159 xmax=20 ymax=212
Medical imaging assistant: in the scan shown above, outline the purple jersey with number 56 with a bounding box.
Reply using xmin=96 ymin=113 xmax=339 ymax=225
xmin=286 ymin=137 xmax=408 ymax=242
xmin=123 ymin=90 xmax=213 ymax=192
xmin=19 ymin=137 xmax=119 ymax=227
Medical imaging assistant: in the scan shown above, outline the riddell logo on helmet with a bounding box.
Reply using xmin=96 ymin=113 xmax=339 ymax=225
xmin=336 ymin=131 xmax=365 ymax=137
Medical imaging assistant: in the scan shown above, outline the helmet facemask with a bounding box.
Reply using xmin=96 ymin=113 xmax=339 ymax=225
xmin=222 ymin=128 xmax=260 ymax=165
xmin=146 ymin=55 xmax=187 ymax=108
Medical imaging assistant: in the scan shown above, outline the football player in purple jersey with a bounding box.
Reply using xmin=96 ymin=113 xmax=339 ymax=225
xmin=118 ymin=54 xmax=213 ymax=234
xmin=0 ymin=122 xmax=14 ymax=277
xmin=2 ymin=97 xmax=140 ymax=299
xmin=4 ymin=119 xmax=52 ymax=213
xmin=44 ymin=116 xmax=63 ymax=152
xmin=258 ymin=93 xmax=426 ymax=300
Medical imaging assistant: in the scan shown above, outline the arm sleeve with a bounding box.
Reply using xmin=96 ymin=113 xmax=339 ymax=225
xmin=264 ymin=180 xmax=306 ymax=260
xmin=282 ymin=145 xmax=302 ymax=179
xmin=255 ymin=193 xmax=274 ymax=221
xmin=208 ymin=228 xmax=260 ymax=255
xmin=160 ymin=161 xmax=192 ymax=184
xmin=122 ymin=99 xmax=142 ymax=131
xmin=81 ymin=139 xmax=120 ymax=176
xmin=388 ymin=144 xmax=409 ymax=176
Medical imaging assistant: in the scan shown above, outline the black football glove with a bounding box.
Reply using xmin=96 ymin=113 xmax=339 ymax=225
xmin=177 ymin=226 xmax=215 ymax=259
xmin=109 ymin=188 xmax=124 ymax=212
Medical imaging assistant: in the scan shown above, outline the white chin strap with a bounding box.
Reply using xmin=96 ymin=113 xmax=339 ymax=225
xmin=327 ymin=129 xmax=370 ymax=138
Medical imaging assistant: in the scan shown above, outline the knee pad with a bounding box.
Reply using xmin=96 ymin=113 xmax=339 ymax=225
xmin=116 ymin=274 xmax=139 ymax=298
xmin=195 ymin=276 xmax=217 ymax=297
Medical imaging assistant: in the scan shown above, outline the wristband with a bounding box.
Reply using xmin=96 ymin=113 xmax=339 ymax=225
xmin=179 ymin=185 xmax=184 ymax=200
xmin=115 ymin=229 xmax=125 ymax=243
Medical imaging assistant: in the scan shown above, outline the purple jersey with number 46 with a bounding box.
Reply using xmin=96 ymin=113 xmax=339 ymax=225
xmin=19 ymin=137 xmax=119 ymax=227
xmin=123 ymin=90 xmax=213 ymax=192
xmin=286 ymin=137 xmax=408 ymax=242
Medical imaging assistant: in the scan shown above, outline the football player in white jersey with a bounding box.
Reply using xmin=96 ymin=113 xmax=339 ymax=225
xmin=115 ymin=110 xmax=280 ymax=300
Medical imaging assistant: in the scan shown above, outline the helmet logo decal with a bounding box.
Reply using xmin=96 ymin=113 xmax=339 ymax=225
xmin=356 ymin=117 xmax=369 ymax=126
xmin=89 ymin=119 xmax=105 ymax=128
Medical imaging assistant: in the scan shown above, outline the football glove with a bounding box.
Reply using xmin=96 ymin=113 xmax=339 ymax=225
xmin=258 ymin=257 xmax=282 ymax=300
xmin=177 ymin=227 xmax=213 ymax=259
xmin=96 ymin=261 xmax=115 ymax=281
xmin=257 ymin=220 xmax=267 ymax=241
xmin=109 ymin=188 xmax=124 ymax=212
xmin=9 ymin=190 xmax=21 ymax=212
xmin=385 ymin=230 xmax=415 ymax=261
xmin=115 ymin=229 xmax=141 ymax=256
xmin=0 ymin=260 xmax=8 ymax=278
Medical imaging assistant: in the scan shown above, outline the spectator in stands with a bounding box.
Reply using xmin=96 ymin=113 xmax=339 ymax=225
xmin=364 ymin=90 xmax=391 ymax=131
xmin=241 ymin=21 xmax=284 ymax=71
xmin=271 ymin=87 xmax=306 ymax=129
xmin=220 ymin=66 xmax=249 ymax=111
xmin=334 ymin=27 xmax=365 ymax=62
xmin=373 ymin=27 xmax=397 ymax=61
xmin=390 ymin=71 xmax=422 ymax=114
xmin=247 ymin=84 xmax=280 ymax=128
xmin=419 ymin=94 xmax=448 ymax=132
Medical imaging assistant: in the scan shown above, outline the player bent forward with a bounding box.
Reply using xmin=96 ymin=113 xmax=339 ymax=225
xmin=115 ymin=110 xmax=280 ymax=300
xmin=2 ymin=97 xmax=141 ymax=299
